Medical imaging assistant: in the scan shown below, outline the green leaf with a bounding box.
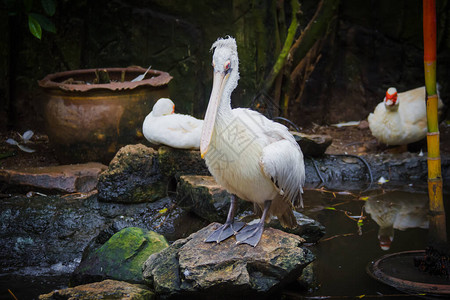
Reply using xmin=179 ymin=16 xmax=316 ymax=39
xmin=41 ymin=0 xmax=56 ymax=16
xmin=324 ymin=207 xmax=336 ymax=211
xmin=30 ymin=13 xmax=56 ymax=33
xmin=28 ymin=14 xmax=42 ymax=39
xmin=24 ymin=0 xmax=33 ymax=13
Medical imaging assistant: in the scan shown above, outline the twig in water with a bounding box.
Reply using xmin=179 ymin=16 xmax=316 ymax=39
xmin=8 ymin=289 xmax=18 ymax=300
xmin=154 ymin=203 xmax=177 ymax=229
xmin=320 ymin=232 xmax=355 ymax=242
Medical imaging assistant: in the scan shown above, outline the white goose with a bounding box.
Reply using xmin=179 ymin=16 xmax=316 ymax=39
xmin=142 ymin=98 xmax=203 ymax=149
xmin=368 ymin=86 xmax=443 ymax=146
xmin=200 ymin=37 xmax=305 ymax=247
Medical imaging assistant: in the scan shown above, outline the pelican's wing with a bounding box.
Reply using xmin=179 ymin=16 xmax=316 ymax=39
xmin=233 ymin=108 xmax=289 ymax=143
xmin=260 ymin=139 xmax=305 ymax=208
xmin=233 ymin=108 xmax=305 ymax=207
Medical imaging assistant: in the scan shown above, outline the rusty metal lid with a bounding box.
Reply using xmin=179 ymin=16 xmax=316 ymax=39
xmin=367 ymin=250 xmax=450 ymax=296
xmin=38 ymin=66 xmax=172 ymax=92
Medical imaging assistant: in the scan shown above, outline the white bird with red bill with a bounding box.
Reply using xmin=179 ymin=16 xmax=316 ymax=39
xmin=368 ymin=86 xmax=444 ymax=146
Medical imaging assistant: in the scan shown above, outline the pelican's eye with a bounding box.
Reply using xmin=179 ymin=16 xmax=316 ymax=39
xmin=224 ymin=61 xmax=231 ymax=72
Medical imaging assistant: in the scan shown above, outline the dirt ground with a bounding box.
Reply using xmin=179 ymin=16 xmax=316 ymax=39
xmin=1 ymin=120 xmax=450 ymax=170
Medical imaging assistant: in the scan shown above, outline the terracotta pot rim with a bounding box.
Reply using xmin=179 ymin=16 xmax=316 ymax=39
xmin=38 ymin=66 xmax=172 ymax=92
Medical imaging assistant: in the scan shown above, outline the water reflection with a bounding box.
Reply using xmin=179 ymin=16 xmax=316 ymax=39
xmin=301 ymin=185 xmax=432 ymax=298
xmin=364 ymin=191 xmax=429 ymax=250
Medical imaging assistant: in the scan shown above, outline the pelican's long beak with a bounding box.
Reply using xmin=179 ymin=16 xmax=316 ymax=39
xmin=200 ymin=71 xmax=229 ymax=158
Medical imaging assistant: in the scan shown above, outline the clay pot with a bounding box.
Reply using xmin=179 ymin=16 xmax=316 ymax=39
xmin=39 ymin=67 xmax=172 ymax=164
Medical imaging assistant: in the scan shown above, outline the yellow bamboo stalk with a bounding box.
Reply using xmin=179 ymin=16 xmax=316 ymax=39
xmin=423 ymin=0 xmax=447 ymax=244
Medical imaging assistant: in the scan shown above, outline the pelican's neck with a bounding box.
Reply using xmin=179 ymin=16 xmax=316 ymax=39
xmin=216 ymin=70 xmax=238 ymax=124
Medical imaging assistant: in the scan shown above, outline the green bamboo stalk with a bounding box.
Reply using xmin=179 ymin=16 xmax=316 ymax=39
xmin=423 ymin=0 xmax=447 ymax=245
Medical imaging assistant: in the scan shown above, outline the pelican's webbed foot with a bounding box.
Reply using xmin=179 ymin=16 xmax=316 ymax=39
xmin=204 ymin=194 xmax=245 ymax=243
xmin=235 ymin=223 xmax=264 ymax=247
xmin=205 ymin=221 xmax=246 ymax=243
xmin=235 ymin=200 xmax=272 ymax=247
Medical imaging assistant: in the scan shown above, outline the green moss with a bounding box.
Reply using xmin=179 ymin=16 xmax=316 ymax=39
xmin=131 ymin=183 xmax=166 ymax=203
xmin=83 ymin=227 xmax=169 ymax=283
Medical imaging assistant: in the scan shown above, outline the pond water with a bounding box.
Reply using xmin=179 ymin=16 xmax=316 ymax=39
xmin=283 ymin=181 xmax=438 ymax=299
xmin=1 ymin=181 xmax=448 ymax=299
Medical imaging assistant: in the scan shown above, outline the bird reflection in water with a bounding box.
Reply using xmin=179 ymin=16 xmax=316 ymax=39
xmin=364 ymin=192 xmax=429 ymax=250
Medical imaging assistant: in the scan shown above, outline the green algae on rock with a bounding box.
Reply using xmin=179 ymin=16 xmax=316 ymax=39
xmin=39 ymin=279 xmax=154 ymax=300
xmin=71 ymin=227 xmax=169 ymax=285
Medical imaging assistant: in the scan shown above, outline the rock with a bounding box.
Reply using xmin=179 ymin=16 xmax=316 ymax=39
xmin=97 ymin=144 xmax=165 ymax=203
xmin=39 ymin=279 xmax=154 ymax=299
xmin=142 ymin=223 xmax=314 ymax=299
xmin=157 ymin=146 xmax=209 ymax=178
xmin=71 ymin=227 xmax=169 ymax=285
xmin=297 ymin=262 xmax=317 ymax=292
xmin=256 ymin=211 xmax=325 ymax=244
xmin=304 ymin=152 xmax=450 ymax=185
xmin=0 ymin=192 xmax=206 ymax=276
xmin=0 ymin=163 xmax=107 ymax=193
xmin=175 ymin=175 xmax=250 ymax=223
xmin=176 ymin=176 xmax=323 ymax=242
xmin=291 ymin=132 xmax=332 ymax=157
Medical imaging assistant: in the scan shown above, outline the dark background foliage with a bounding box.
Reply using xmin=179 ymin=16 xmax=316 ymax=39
xmin=1 ymin=0 xmax=449 ymax=132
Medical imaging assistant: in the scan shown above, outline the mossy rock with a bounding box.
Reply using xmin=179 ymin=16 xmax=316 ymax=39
xmin=175 ymin=175 xmax=250 ymax=223
xmin=157 ymin=146 xmax=209 ymax=178
xmin=71 ymin=227 xmax=169 ymax=285
xmin=98 ymin=144 xmax=166 ymax=203
xmin=39 ymin=279 xmax=154 ymax=300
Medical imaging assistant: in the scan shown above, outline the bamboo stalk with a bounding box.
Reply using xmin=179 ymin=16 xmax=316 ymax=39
xmin=423 ymin=0 xmax=447 ymax=245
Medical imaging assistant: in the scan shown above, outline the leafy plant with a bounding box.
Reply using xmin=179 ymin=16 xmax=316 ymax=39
xmin=3 ymin=0 xmax=56 ymax=39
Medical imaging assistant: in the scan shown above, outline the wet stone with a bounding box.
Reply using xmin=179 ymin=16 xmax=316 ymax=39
xmin=142 ymin=223 xmax=314 ymax=299
xmin=304 ymin=152 xmax=450 ymax=183
xmin=97 ymin=144 xmax=165 ymax=203
xmin=265 ymin=211 xmax=325 ymax=244
xmin=39 ymin=279 xmax=154 ymax=300
xmin=292 ymin=132 xmax=332 ymax=157
xmin=157 ymin=146 xmax=209 ymax=178
xmin=0 ymin=163 xmax=107 ymax=193
xmin=175 ymin=175 xmax=250 ymax=223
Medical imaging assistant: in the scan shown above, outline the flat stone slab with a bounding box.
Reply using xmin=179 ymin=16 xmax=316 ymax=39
xmin=39 ymin=279 xmax=154 ymax=299
xmin=292 ymin=132 xmax=332 ymax=157
xmin=143 ymin=223 xmax=314 ymax=299
xmin=0 ymin=162 xmax=107 ymax=193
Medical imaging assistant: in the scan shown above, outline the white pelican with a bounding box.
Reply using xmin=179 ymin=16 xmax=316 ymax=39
xmin=200 ymin=37 xmax=305 ymax=247
xmin=142 ymin=98 xmax=203 ymax=149
xmin=368 ymin=86 xmax=443 ymax=146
